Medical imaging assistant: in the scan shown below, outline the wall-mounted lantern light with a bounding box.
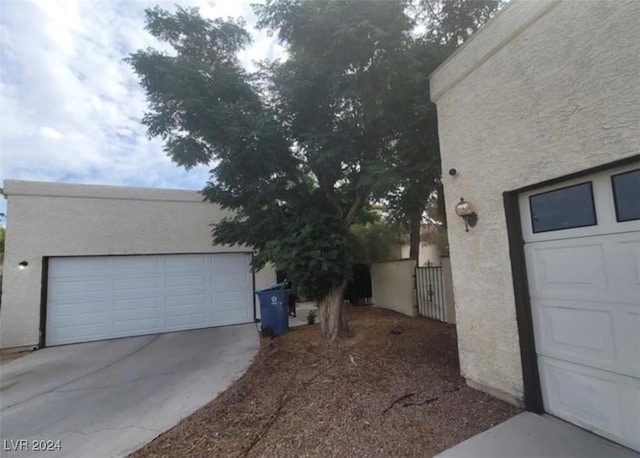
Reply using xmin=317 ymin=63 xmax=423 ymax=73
xmin=18 ymin=261 xmax=29 ymax=270
xmin=455 ymin=198 xmax=478 ymax=232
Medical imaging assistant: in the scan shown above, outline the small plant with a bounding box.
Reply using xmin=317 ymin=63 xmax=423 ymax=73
xmin=307 ymin=309 xmax=317 ymax=325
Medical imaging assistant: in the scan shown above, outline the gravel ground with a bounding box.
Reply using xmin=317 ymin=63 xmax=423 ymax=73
xmin=131 ymin=307 xmax=520 ymax=457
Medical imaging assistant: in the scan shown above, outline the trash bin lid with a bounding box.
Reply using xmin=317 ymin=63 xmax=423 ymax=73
xmin=256 ymin=282 xmax=287 ymax=293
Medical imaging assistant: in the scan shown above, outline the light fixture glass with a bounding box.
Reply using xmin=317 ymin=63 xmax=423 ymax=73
xmin=455 ymin=198 xmax=478 ymax=232
xmin=455 ymin=198 xmax=474 ymax=216
xmin=18 ymin=261 xmax=28 ymax=270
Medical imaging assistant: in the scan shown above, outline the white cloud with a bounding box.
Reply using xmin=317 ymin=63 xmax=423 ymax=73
xmin=0 ymin=0 xmax=285 ymax=218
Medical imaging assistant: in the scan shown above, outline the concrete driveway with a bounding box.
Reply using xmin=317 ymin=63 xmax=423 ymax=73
xmin=0 ymin=324 xmax=259 ymax=458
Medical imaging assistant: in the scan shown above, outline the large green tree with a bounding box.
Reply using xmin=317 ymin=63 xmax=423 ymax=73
xmin=129 ymin=0 xmax=503 ymax=340
xmin=420 ymin=0 xmax=503 ymax=51
xmin=129 ymin=1 xmax=416 ymax=340
xmin=382 ymin=38 xmax=444 ymax=258
xmin=383 ymin=0 xmax=503 ymax=258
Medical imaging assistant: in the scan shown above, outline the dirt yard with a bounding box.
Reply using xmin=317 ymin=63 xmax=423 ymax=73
xmin=131 ymin=307 xmax=520 ymax=457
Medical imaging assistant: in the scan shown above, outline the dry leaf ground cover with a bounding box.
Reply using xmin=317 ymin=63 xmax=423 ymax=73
xmin=131 ymin=307 xmax=520 ymax=457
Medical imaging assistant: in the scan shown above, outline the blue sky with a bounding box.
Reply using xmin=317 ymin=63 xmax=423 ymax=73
xmin=0 ymin=0 xmax=284 ymax=220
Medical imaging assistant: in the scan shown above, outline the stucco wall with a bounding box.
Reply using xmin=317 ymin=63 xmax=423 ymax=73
xmin=430 ymin=0 xmax=639 ymax=401
xmin=440 ymin=257 xmax=456 ymax=324
xmin=0 ymin=180 xmax=276 ymax=349
xmin=371 ymin=259 xmax=417 ymax=316
xmin=400 ymin=243 xmax=441 ymax=266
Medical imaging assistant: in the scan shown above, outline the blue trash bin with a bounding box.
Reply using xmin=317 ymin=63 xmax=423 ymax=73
xmin=256 ymin=286 xmax=290 ymax=337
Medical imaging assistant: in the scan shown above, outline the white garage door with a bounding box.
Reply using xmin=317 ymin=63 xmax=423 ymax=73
xmin=46 ymin=253 xmax=253 ymax=346
xmin=519 ymin=164 xmax=640 ymax=452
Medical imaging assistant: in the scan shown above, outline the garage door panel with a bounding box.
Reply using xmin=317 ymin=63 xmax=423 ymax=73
xmin=112 ymin=256 xmax=160 ymax=271
xmin=50 ymin=278 xmax=112 ymax=296
xmin=46 ymin=253 xmax=253 ymax=346
xmin=212 ymin=253 xmax=249 ymax=272
xmin=539 ymin=357 xmax=622 ymax=432
xmin=533 ymin=301 xmax=639 ymax=378
xmin=539 ymin=356 xmax=639 ymax=451
xmin=48 ymin=312 xmax=112 ymax=344
xmin=165 ymin=293 xmax=206 ymax=307
xmin=213 ymin=291 xmax=251 ymax=310
xmin=620 ymin=310 xmax=640 ymax=377
xmin=49 ymin=289 xmax=109 ymax=304
xmin=212 ymin=273 xmax=251 ymax=290
xmin=526 ymin=242 xmax=607 ymax=299
xmin=49 ymin=323 xmax=110 ymax=344
xmin=165 ymin=255 xmax=206 ymax=271
xmin=114 ymin=276 xmax=162 ymax=290
xmin=49 ymin=257 xmax=111 ymax=276
xmin=113 ymin=296 xmax=162 ymax=311
xmin=112 ymin=317 xmax=162 ymax=335
xmin=611 ymin=236 xmax=640 ymax=298
xmin=165 ymin=312 xmax=208 ymax=330
xmin=212 ymin=307 xmax=250 ymax=324
xmin=165 ymin=273 xmax=206 ymax=287
xmin=112 ymin=293 xmax=164 ymax=305
xmin=520 ymin=167 xmax=640 ymax=452
xmin=533 ymin=301 xmax=616 ymax=364
xmin=50 ymin=299 xmax=111 ymax=316
xmin=165 ymin=303 xmax=207 ymax=315
xmin=629 ymin=241 xmax=640 ymax=284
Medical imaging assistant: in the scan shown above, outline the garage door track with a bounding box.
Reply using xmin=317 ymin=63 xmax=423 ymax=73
xmin=0 ymin=324 xmax=259 ymax=458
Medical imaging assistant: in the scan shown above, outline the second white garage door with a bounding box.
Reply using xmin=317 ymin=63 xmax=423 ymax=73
xmin=46 ymin=253 xmax=254 ymax=346
xmin=519 ymin=164 xmax=639 ymax=452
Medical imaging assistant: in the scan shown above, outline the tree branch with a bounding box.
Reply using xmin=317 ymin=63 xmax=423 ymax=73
xmin=382 ymin=393 xmax=416 ymax=414
xmin=344 ymin=189 xmax=366 ymax=227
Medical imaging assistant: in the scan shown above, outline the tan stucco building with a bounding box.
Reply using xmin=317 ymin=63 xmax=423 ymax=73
xmin=431 ymin=0 xmax=639 ymax=451
xmin=0 ymin=181 xmax=275 ymax=350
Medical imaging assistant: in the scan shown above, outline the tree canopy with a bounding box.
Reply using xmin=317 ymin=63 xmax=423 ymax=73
xmin=384 ymin=0 xmax=503 ymax=258
xmin=129 ymin=0 xmax=503 ymax=340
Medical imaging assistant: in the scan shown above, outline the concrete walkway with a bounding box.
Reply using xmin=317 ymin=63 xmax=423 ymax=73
xmin=289 ymin=301 xmax=318 ymax=328
xmin=0 ymin=324 xmax=259 ymax=458
xmin=436 ymin=412 xmax=639 ymax=458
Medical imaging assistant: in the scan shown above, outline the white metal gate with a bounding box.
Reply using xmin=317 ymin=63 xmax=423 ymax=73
xmin=416 ymin=263 xmax=446 ymax=321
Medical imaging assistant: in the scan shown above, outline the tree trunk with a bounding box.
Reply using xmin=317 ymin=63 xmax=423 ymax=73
xmin=318 ymin=280 xmax=349 ymax=341
xmin=409 ymin=211 xmax=421 ymax=261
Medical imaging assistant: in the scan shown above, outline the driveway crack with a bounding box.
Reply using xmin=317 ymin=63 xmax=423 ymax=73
xmin=52 ymin=369 xmax=185 ymax=392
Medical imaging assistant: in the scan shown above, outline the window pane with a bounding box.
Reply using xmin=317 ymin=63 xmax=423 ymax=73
xmin=530 ymin=183 xmax=596 ymax=233
xmin=612 ymin=169 xmax=640 ymax=222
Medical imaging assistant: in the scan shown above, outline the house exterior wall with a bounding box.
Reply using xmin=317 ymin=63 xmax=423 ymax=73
xmin=440 ymin=257 xmax=456 ymax=324
xmin=0 ymin=180 xmax=276 ymax=349
xmin=371 ymin=259 xmax=417 ymax=317
xmin=430 ymin=0 xmax=639 ymax=402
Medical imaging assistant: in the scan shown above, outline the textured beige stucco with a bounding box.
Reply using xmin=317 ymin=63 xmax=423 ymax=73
xmin=0 ymin=180 xmax=276 ymax=349
xmin=430 ymin=0 xmax=639 ymax=400
xmin=371 ymin=259 xmax=417 ymax=317
xmin=440 ymin=257 xmax=456 ymax=324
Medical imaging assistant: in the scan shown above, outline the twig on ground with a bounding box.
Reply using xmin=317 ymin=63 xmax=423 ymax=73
xmin=239 ymin=390 xmax=290 ymax=458
xmin=382 ymin=393 xmax=416 ymax=414
xmin=185 ymin=436 xmax=208 ymax=456
xmin=401 ymin=395 xmax=439 ymax=408
xmin=400 ymin=386 xmax=464 ymax=409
